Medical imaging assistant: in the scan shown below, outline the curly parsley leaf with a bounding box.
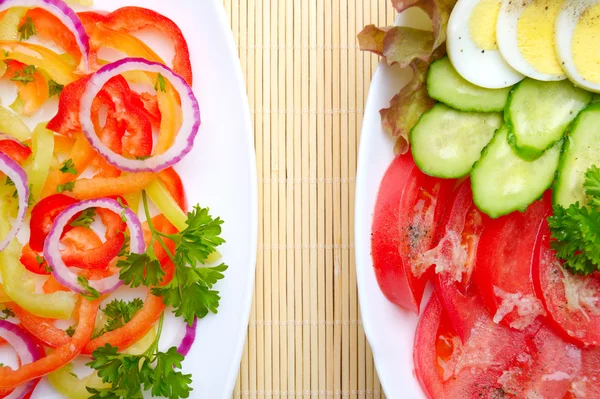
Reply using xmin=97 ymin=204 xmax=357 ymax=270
xmin=103 ymin=298 xmax=144 ymax=332
xmin=48 ymin=80 xmax=64 ymax=97
xmin=70 ymin=207 xmax=96 ymax=228
xmin=60 ymin=159 xmax=77 ymax=175
xmin=549 ymin=165 xmax=600 ymax=275
xmin=86 ymin=315 xmax=193 ymax=399
xmin=18 ymin=17 xmax=36 ymax=41
xmin=10 ymin=64 xmax=36 ymax=85
xmin=56 ymin=181 xmax=76 ymax=193
xmin=116 ymin=252 xmax=164 ymax=288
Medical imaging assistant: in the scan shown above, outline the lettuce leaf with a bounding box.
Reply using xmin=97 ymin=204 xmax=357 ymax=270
xmin=358 ymin=0 xmax=456 ymax=153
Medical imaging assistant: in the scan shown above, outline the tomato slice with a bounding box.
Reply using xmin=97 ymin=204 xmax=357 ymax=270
xmin=498 ymin=325 xmax=582 ymax=398
xmin=425 ymin=180 xmax=487 ymax=340
xmin=475 ymin=192 xmax=551 ymax=330
xmin=533 ymin=221 xmax=600 ymax=347
xmin=414 ymin=292 xmax=536 ymax=398
xmin=371 ymin=153 xmax=454 ymax=313
xmin=29 ymin=194 xmax=78 ymax=252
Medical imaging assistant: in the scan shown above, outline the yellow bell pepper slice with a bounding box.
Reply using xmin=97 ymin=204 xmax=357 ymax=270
xmin=0 ymin=242 xmax=76 ymax=320
xmin=0 ymin=41 xmax=77 ymax=85
xmin=0 ymin=106 xmax=31 ymax=141
xmin=0 ymin=7 xmax=27 ymax=41
xmin=146 ymin=180 xmax=187 ymax=231
xmin=28 ymin=123 xmax=55 ymax=201
xmin=48 ymin=364 xmax=109 ymax=399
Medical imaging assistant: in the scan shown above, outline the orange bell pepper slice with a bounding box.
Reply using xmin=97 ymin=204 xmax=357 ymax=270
xmin=72 ymin=172 xmax=156 ymax=200
xmin=3 ymin=60 xmax=49 ymax=116
xmin=0 ymin=298 xmax=99 ymax=389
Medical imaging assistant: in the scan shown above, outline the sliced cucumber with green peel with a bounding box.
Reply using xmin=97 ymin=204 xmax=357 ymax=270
xmin=410 ymin=103 xmax=502 ymax=178
xmin=506 ymin=78 xmax=592 ymax=161
xmin=427 ymin=57 xmax=511 ymax=112
xmin=554 ymin=104 xmax=600 ymax=207
xmin=471 ymin=126 xmax=561 ymax=218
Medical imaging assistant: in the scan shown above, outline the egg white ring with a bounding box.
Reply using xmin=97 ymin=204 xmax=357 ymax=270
xmin=555 ymin=0 xmax=600 ymax=93
xmin=497 ymin=0 xmax=566 ymax=81
xmin=447 ymin=0 xmax=523 ymax=88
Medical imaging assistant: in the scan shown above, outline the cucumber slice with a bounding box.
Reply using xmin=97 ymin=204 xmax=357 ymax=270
xmin=471 ymin=126 xmax=561 ymax=218
xmin=506 ymin=78 xmax=592 ymax=160
xmin=410 ymin=103 xmax=502 ymax=178
xmin=427 ymin=57 xmax=511 ymax=112
xmin=554 ymin=104 xmax=600 ymax=207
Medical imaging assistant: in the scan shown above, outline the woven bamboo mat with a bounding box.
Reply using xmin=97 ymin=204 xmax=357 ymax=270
xmin=222 ymin=1 xmax=396 ymax=397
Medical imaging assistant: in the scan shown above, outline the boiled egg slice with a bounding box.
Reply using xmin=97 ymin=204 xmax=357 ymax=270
xmin=447 ymin=0 xmax=524 ymax=89
xmin=555 ymin=0 xmax=600 ymax=93
xmin=496 ymin=0 xmax=566 ymax=81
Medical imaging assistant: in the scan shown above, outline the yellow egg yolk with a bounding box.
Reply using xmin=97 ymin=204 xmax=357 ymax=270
xmin=573 ymin=4 xmax=600 ymax=84
xmin=469 ymin=0 xmax=501 ymax=50
xmin=517 ymin=0 xmax=563 ymax=76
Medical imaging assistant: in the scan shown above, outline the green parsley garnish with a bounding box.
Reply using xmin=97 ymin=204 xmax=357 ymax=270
xmin=59 ymin=159 xmax=77 ymax=175
xmin=86 ymin=315 xmax=192 ymax=399
xmin=10 ymin=64 xmax=36 ymax=85
xmin=548 ymin=165 xmax=600 ymax=275
xmin=18 ymin=17 xmax=36 ymax=41
xmin=4 ymin=177 xmax=14 ymax=187
xmin=117 ymin=191 xmax=227 ymax=325
xmin=155 ymin=73 xmax=166 ymax=92
xmin=48 ymin=79 xmax=64 ymax=97
xmin=0 ymin=308 xmax=15 ymax=320
xmin=78 ymin=276 xmax=101 ymax=301
xmin=97 ymin=298 xmax=144 ymax=336
xmin=70 ymin=208 xmax=96 ymax=228
xmin=65 ymin=325 xmax=76 ymax=337
xmin=56 ymin=181 xmax=76 ymax=193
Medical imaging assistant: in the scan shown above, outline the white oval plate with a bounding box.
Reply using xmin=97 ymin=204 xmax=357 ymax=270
xmin=355 ymin=9 xmax=431 ymax=399
xmin=27 ymin=0 xmax=257 ymax=398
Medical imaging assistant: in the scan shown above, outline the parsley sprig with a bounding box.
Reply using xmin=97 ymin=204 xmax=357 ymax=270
xmin=548 ymin=165 xmax=600 ymax=275
xmin=60 ymin=159 xmax=77 ymax=175
xmin=116 ymin=191 xmax=227 ymax=325
xmin=93 ymin=298 xmax=144 ymax=339
xmin=70 ymin=207 xmax=96 ymax=228
xmin=10 ymin=64 xmax=36 ymax=85
xmin=87 ymin=315 xmax=193 ymax=399
xmin=18 ymin=17 xmax=36 ymax=41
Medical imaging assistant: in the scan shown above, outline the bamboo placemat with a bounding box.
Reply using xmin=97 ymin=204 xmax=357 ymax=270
xmin=223 ymin=1 xmax=396 ymax=397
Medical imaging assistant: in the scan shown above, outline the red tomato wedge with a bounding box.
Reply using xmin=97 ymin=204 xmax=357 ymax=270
xmin=426 ymin=180 xmax=487 ymax=340
xmin=414 ymin=292 xmax=537 ymax=398
xmin=497 ymin=325 xmax=582 ymax=398
xmin=371 ymin=153 xmax=454 ymax=313
xmin=533 ymin=221 xmax=600 ymax=347
xmin=475 ymin=192 xmax=551 ymax=330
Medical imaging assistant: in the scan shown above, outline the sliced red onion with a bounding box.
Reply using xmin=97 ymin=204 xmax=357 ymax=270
xmin=79 ymin=58 xmax=200 ymax=173
xmin=0 ymin=0 xmax=90 ymax=71
xmin=177 ymin=317 xmax=197 ymax=356
xmin=0 ymin=320 xmax=42 ymax=399
xmin=0 ymin=152 xmax=28 ymax=252
xmin=44 ymin=198 xmax=145 ymax=295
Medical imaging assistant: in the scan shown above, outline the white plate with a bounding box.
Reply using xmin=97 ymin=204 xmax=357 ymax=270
xmin=354 ymin=9 xmax=432 ymax=399
xmin=26 ymin=0 xmax=257 ymax=398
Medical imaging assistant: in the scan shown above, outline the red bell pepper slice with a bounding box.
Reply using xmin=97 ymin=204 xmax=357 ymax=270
xmin=20 ymin=9 xmax=82 ymax=68
xmin=102 ymin=7 xmax=193 ymax=85
xmin=28 ymin=194 xmax=78 ymax=252
xmin=0 ymin=139 xmax=32 ymax=164
xmin=47 ymin=75 xmax=153 ymax=158
xmin=0 ymin=298 xmax=100 ymax=389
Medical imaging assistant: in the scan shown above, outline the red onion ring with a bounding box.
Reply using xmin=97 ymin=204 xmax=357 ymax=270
xmin=0 ymin=151 xmax=29 ymax=252
xmin=0 ymin=320 xmax=42 ymax=399
xmin=79 ymin=58 xmax=200 ymax=173
xmin=177 ymin=317 xmax=197 ymax=356
xmin=43 ymin=198 xmax=145 ymax=295
xmin=0 ymin=0 xmax=90 ymax=72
